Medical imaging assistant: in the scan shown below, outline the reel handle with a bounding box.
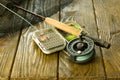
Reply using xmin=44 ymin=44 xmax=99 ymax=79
xmin=86 ymin=35 xmax=110 ymax=49
xmin=81 ymin=32 xmax=111 ymax=49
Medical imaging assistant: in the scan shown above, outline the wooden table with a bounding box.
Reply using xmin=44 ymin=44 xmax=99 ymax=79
xmin=0 ymin=0 xmax=120 ymax=80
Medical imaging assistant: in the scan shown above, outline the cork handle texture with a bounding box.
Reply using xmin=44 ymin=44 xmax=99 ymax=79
xmin=45 ymin=18 xmax=81 ymax=36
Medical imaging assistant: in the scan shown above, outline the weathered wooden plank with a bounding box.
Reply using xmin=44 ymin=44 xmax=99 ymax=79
xmin=0 ymin=8 xmax=24 ymax=80
xmin=59 ymin=0 xmax=105 ymax=79
xmin=0 ymin=1 xmax=28 ymax=80
xmin=0 ymin=34 xmax=20 ymax=80
xmin=93 ymin=0 xmax=120 ymax=79
xmin=10 ymin=0 xmax=60 ymax=79
xmin=10 ymin=16 xmax=59 ymax=80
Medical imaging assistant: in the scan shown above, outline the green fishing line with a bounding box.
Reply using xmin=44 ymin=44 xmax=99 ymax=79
xmin=76 ymin=50 xmax=94 ymax=61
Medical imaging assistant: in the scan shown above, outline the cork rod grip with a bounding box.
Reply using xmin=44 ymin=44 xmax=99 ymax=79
xmin=45 ymin=18 xmax=81 ymax=36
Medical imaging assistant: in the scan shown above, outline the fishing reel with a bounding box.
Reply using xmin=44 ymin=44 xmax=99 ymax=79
xmin=66 ymin=31 xmax=110 ymax=63
xmin=66 ymin=35 xmax=95 ymax=63
xmin=65 ymin=22 xmax=110 ymax=63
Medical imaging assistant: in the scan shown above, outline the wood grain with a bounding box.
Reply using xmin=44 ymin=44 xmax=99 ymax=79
xmin=11 ymin=17 xmax=59 ymax=80
xmin=2 ymin=0 xmax=120 ymax=79
xmin=59 ymin=0 xmax=105 ymax=79
xmin=10 ymin=0 xmax=60 ymax=79
xmin=93 ymin=0 xmax=120 ymax=79
xmin=0 ymin=8 xmax=25 ymax=80
xmin=0 ymin=1 xmax=29 ymax=80
xmin=0 ymin=33 xmax=20 ymax=80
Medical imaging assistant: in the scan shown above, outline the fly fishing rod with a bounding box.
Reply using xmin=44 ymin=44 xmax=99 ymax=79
xmin=0 ymin=3 xmax=111 ymax=63
xmin=14 ymin=5 xmax=81 ymax=37
xmin=13 ymin=5 xmax=111 ymax=63
xmin=13 ymin=5 xmax=110 ymax=49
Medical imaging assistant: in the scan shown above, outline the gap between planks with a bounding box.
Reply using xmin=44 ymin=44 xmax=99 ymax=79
xmin=8 ymin=0 xmax=31 ymax=80
xmin=91 ymin=0 xmax=107 ymax=79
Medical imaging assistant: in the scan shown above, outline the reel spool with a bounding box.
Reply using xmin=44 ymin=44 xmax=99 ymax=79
xmin=66 ymin=36 xmax=95 ymax=63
